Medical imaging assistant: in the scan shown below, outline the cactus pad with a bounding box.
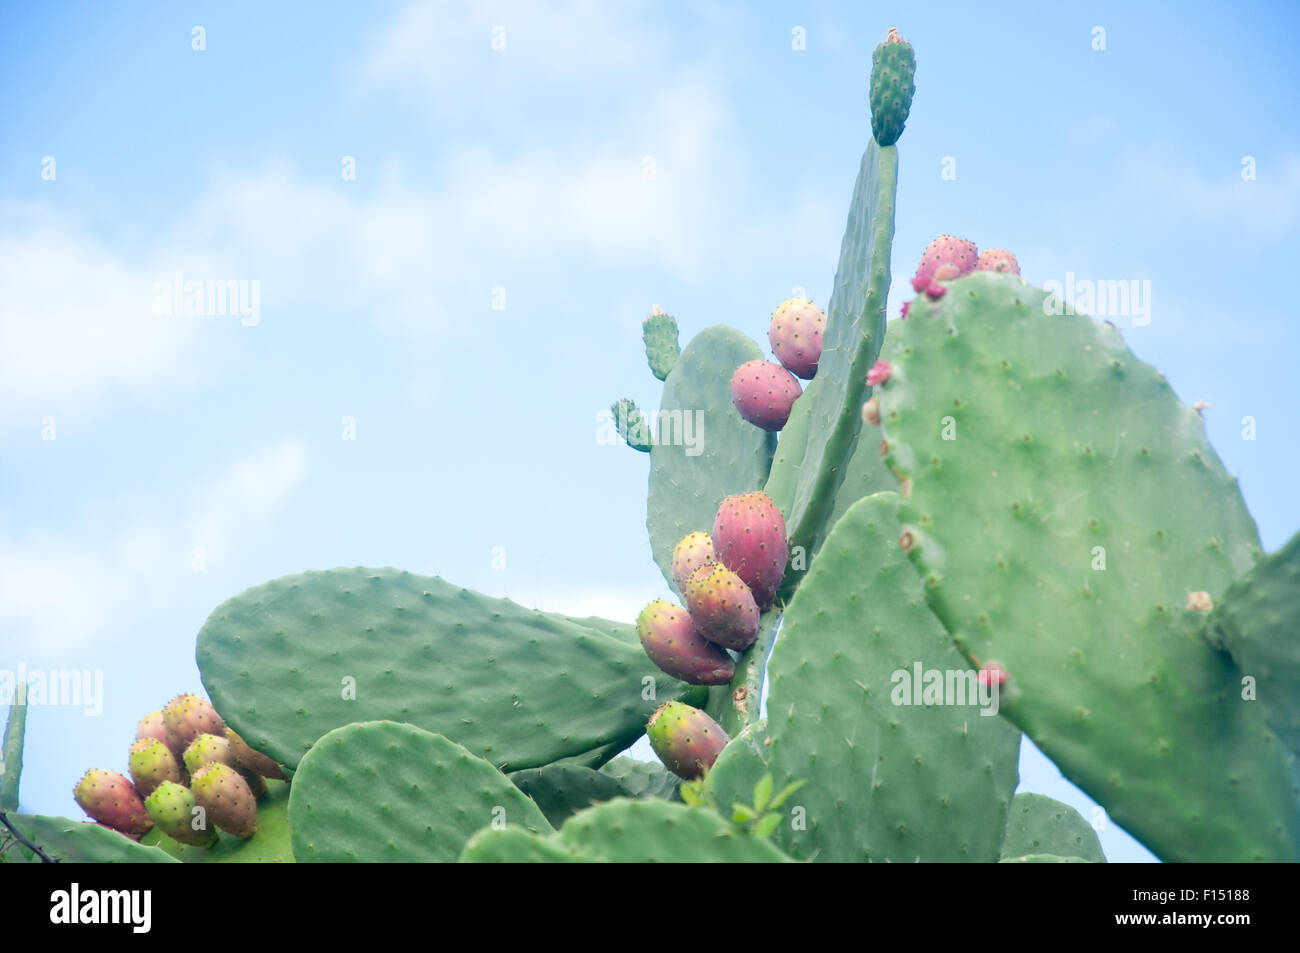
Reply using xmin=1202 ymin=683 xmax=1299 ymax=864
xmin=1000 ymin=793 xmax=1106 ymax=863
xmin=197 ymin=568 xmax=696 ymax=772
xmin=766 ymin=491 xmax=1021 ymax=861
xmin=1206 ymin=529 xmax=1300 ymax=754
xmin=647 ymin=327 xmax=773 ymax=593
xmin=289 ymin=721 xmax=552 ymax=862
xmin=879 ymin=271 xmax=1298 ymax=861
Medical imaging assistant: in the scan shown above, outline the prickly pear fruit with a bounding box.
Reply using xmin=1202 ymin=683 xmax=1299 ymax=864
xmin=711 ymin=491 xmax=789 ymax=609
xmin=637 ymin=600 xmax=736 ymax=686
xmin=128 ymin=738 xmax=182 ymax=798
xmin=768 ymin=298 xmax=826 ymax=379
xmin=183 ymin=732 xmax=234 ymax=776
xmin=866 ymin=360 xmax=892 ymax=386
xmin=646 ymin=701 xmax=730 ymax=780
xmin=975 ymin=248 xmax=1020 ymax=275
xmin=239 ymin=769 xmax=268 ymax=799
xmin=145 ymin=780 xmax=218 ymax=848
xmin=73 ymin=769 xmax=153 ymax=836
xmin=731 ymin=360 xmax=802 ymax=431
xmin=190 ymin=762 xmax=259 ymax=839
xmin=162 ymin=693 xmax=224 ymax=748
xmin=643 ymin=306 xmax=680 ymax=381
xmin=137 ymin=709 xmax=184 ymax=758
xmin=915 ymin=235 xmax=978 ymax=284
xmin=869 ymin=28 xmax=916 ymax=147
xmin=671 ymin=531 xmax=717 ymax=593
xmin=226 ymin=728 xmax=287 ymax=781
xmin=684 ymin=563 xmax=761 ymax=650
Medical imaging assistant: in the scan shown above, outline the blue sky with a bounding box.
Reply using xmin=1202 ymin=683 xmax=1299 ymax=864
xmin=3 ymin=1 xmax=1298 ymax=863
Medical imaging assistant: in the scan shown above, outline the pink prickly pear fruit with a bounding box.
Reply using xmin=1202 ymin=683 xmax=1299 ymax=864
xmin=866 ymin=360 xmax=892 ymax=387
xmin=978 ymin=662 xmax=1009 ymax=687
xmin=684 ymin=564 xmax=761 ymax=651
xmin=671 ymin=531 xmax=717 ymax=593
xmin=915 ymin=234 xmax=978 ymax=284
xmin=183 ymin=732 xmax=235 ymax=776
xmin=145 ymin=780 xmax=219 ymax=848
xmin=730 ymin=360 xmax=802 ymax=431
xmin=636 ymin=600 xmax=735 ymax=686
xmin=190 ymin=763 xmax=259 ymax=839
xmin=73 ymin=769 xmax=153 ymax=836
xmin=162 ymin=693 xmax=224 ymax=748
xmin=975 ymin=249 xmax=1020 ymax=275
xmin=128 ymin=738 xmax=182 ymax=798
xmin=711 ymin=491 xmax=788 ymax=609
xmin=226 ymin=728 xmax=288 ymax=781
xmin=925 ymin=282 xmax=947 ymax=300
xmin=646 ymin=701 xmax=729 ymax=780
xmin=137 ymin=709 xmax=185 ymax=758
xmin=768 ymin=298 xmax=826 ymax=379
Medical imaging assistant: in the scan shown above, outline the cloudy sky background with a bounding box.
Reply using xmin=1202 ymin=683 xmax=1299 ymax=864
xmin=3 ymin=1 xmax=1299 ymax=862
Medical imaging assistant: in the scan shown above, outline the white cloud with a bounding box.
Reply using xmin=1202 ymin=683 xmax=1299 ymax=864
xmin=359 ymin=0 xmax=669 ymax=110
xmin=0 ymin=214 xmax=236 ymax=434
xmin=527 ymin=585 xmax=672 ymax=624
xmin=1118 ymin=149 xmax=1300 ymax=238
xmin=177 ymin=73 xmax=743 ymax=335
xmin=0 ymin=439 xmax=310 ymax=660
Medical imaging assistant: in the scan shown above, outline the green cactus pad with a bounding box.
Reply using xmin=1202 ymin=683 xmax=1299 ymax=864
xmin=197 ymin=568 xmax=696 ymax=772
xmin=1 ymin=693 xmax=27 ymax=812
xmin=140 ymin=780 xmax=293 ymax=862
xmin=1000 ymin=793 xmax=1106 ymax=863
xmin=557 ymin=798 xmax=792 ymax=861
xmin=289 ymin=721 xmax=552 ymax=862
xmin=509 ymin=764 xmax=633 ymax=828
xmin=764 ymin=141 xmax=897 ymax=584
xmin=458 ymin=826 xmax=580 ymax=863
xmin=459 ymin=798 xmax=792 ymax=862
xmin=820 ymin=321 xmax=904 ymax=539
xmin=701 ymin=721 xmax=770 ymax=816
xmin=647 ymin=327 xmax=773 ymax=593
xmin=999 ymin=853 xmax=1092 ymax=863
xmin=879 ymin=271 xmax=1298 ymax=861
xmin=766 ymin=491 xmax=1021 ymax=862
xmin=1206 ymin=529 xmax=1300 ymax=753
xmin=706 ymin=608 xmax=782 ymax=736
xmin=642 ymin=310 xmax=680 ymax=381
xmin=598 ymin=756 xmax=681 ymax=800
xmin=869 ymin=30 xmax=916 ymax=147
xmin=5 ymin=814 xmax=178 ymax=863
xmin=764 ymin=491 xmax=1019 ymax=863
xmin=611 ymin=398 xmax=651 ymax=453
xmin=561 ymin=614 xmax=637 ymax=646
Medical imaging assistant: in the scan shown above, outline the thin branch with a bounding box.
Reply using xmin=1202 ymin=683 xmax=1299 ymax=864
xmin=0 ymin=810 xmax=58 ymax=863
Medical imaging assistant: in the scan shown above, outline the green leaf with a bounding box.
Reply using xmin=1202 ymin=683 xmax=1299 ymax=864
xmin=752 ymin=774 xmax=774 ymax=814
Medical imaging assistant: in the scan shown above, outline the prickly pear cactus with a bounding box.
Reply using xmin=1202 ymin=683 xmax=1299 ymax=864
xmin=30 ymin=27 xmax=1299 ymax=867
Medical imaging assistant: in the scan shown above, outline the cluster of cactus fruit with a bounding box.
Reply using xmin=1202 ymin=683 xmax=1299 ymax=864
xmin=67 ymin=695 xmax=284 ymax=849
xmin=3 ymin=27 xmax=1298 ymax=864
